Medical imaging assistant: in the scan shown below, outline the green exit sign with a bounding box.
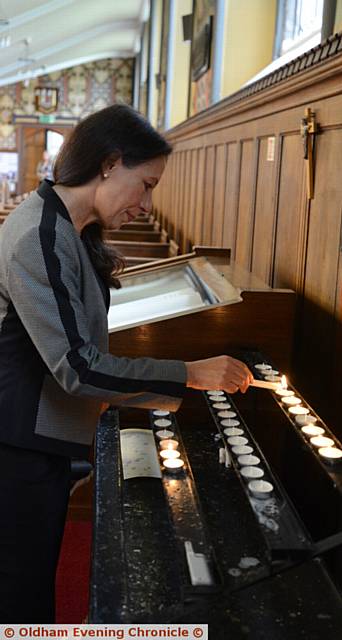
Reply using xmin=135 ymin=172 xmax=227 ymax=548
xmin=39 ymin=114 xmax=56 ymax=124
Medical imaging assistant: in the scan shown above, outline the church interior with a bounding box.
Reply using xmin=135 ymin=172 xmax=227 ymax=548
xmin=0 ymin=0 xmax=342 ymax=635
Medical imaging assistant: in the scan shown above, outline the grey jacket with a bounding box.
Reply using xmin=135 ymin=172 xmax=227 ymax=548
xmin=0 ymin=180 xmax=187 ymax=457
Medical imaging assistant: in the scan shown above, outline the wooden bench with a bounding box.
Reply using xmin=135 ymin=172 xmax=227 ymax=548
xmin=106 ymin=240 xmax=172 ymax=259
xmin=103 ymin=229 xmax=166 ymax=243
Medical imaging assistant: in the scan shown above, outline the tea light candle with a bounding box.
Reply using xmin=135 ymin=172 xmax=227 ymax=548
xmin=159 ymin=439 xmax=179 ymax=450
xmin=223 ymin=427 xmax=244 ymax=437
xmin=160 ymin=449 xmax=180 ymax=460
xmin=282 ymin=396 xmax=302 ymax=406
xmin=237 ymin=454 xmax=260 ymax=467
xmin=208 ymin=396 xmax=225 ymax=402
xmin=264 ymin=375 xmax=282 ymax=382
xmin=156 ymin=429 xmax=174 ymax=440
xmin=295 ymin=414 xmax=317 ymax=426
xmin=241 ymin=466 xmax=264 ymax=480
xmin=310 ymin=435 xmax=334 ymax=448
xmin=318 ymin=447 xmax=342 ymax=464
xmin=301 ymin=425 xmax=325 ymax=437
xmin=212 ymin=402 xmax=232 ymax=410
xmin=255 ymin=363 xmax=272 ymax=371
xmin=232 ymin=445 xmax=254 ymax=456
xmin=221 ymin=419 xmax=241 ymax=428
xmin=217 ymin=410 xmax=234 ymax=418
xmin=227 ymin=436 xmax=248 ymax=446
xmin=288 ymin=406 xmax=310 ymax=416
xmin=206 ymin=390 xmax=224 ymax=396
xmin=154 ymin=418 xmax=172 ymax=428
xmin=262 ymin=369 xmax=279 ymax=376
xmin=153 ymin=410 xmax=170 ymax=417
xmin=275 ymin=388 xmax=294 ymax=397
xmin=163 ymin=458 xmax=184 ymax=472
xmin=248 ymin=479 xmax=273 ymax=499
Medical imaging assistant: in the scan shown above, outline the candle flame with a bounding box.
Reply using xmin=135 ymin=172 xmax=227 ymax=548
xmin=281 ymin=375 xmax=287 ymax=389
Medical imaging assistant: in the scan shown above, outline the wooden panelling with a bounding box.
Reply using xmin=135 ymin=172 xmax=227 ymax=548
xmin=211 ymin=144 xmax=228 ymax=247
xmin=193 ymin=147 xmax=206 ymax=245
xmin=222 ymin=143 xmax=240 ymax=256
xmin=202 ymin=146 xmax=216 ymax=245
xmin=235 ymin=140 xmax=257 ymax=270
xmin=251 ymin=137 xmax=278 ymax=283
xmin=273 ymin=134 xmax=306 ymax=290
xmin=303 ymin=130 xmax=342 ymax=314
xmin=152 ymin=48 xmax=342 ymax=434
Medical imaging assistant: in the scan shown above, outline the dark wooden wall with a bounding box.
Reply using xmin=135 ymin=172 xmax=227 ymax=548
xmin=153 ymin=36 xmax=342 ymax=435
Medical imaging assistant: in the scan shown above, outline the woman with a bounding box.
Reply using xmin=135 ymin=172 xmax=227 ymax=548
xmin=0 ymin=104 xmax=252 ymax=622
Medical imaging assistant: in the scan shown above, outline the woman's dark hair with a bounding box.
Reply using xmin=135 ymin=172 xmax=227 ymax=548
xmin=53 ymin=104 xmax=172 ymax=288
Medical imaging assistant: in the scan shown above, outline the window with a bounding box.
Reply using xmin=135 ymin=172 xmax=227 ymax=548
xmin=275 ymin=0 xmax=324 ymax=59
xmin=0 ymin=152 xmax=18 ymax=192
xmin=46 ymin=130 xmax=64 ymax=160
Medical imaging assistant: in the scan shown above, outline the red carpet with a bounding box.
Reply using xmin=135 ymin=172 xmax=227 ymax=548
xmin=56 ymin=520 xmax=92 ymax=623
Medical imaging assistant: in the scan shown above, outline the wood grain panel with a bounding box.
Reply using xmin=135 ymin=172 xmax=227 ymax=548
xmin=193 ymin=147 xmax=206 ymax=245
xmin=222 ymin=143 xmax=240 ymax=258
xmin=273 ymin=134 xmax=306 ymax=290
xmin=202 ymin=146 xmax=216 ymax=245
xmin=304 ymin=130 xmax=342 ymax=314
xmin=235 ymin=140 xmax=257 ymax=269
xmin=185 ymin=148 xmax=199 ymax=250
xmin=181 ymin=150 xmax=192 ymax=253
xmin=251 ymin=137 xmax=278 ymax=283
xmin=212 ymin=144 xmax=228 ymax=246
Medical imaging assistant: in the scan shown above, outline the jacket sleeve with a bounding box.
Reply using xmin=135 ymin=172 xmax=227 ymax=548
xmin=6 ymin=223 xmax=187 ymax=411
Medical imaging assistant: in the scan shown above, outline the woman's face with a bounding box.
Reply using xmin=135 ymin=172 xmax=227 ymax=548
xmin=93 ymin=155 xmax=166 ymax=229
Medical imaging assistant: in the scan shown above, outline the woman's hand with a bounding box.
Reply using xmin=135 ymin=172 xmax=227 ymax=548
xmin=185 ymin=355 xmax=253 ymax=394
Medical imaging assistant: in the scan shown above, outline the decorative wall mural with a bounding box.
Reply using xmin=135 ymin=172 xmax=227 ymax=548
xmin=0 ymin=58 xmax=133 ymax=149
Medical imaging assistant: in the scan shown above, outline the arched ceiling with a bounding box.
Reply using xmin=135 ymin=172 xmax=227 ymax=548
xmin=0 ymin=0 xmax=147 ymax=86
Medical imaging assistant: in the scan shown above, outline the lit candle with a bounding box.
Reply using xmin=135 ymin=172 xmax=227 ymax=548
xmin=160 ymin=449 xmax=180 ymax=460
xmin=221 ymin=419 xmax=241 ymax=428
xmin=154 ymin=418 xmax=172 ymax=428
xmin=318 ymin=447 xmax=342 ymax=464
xmin=255 ymin=363 xmax=272 ymax=371
xmin=288 ymin=406 xmax=310 ymax=416
xmin=159 ymin=439 xmax=179 ymax=450
xmin=264 ymin=375 xmax=282 ymax=382
xmin=223 ymin=427 xmax=244 ymax=437
xmin=310 ymin=436 xmax=334 ymax=448
xmin=282 ymin=396 xmax=302 ymax=406
xmin=241 ymin=466 xmax=264 ymax=480
xmin=248 ymin=479 xmax=273 ymax=499
xmin=295 ymin=414 xmax=317 ymax=426
xmin=163 ymin=458 xmax=185 ymax=472
xmin=206 ymin=390 xmax=224 ymax=396
xmin=262 ymin=369 xmax=279 ymax=376
xmin=156 ymin=429 xmax=174 ymax=440
xmin=153 ymin=410 xmax=170 ymax=417
xmin=232 ymin=444 xmax=254 ymax=456
xmin=301 ymin=425 xmax=325 ymax=437
xmin=227 ymin=436 xmax=249 ymax=446
xmin=237 ymin=454 xmax=260 ymax=467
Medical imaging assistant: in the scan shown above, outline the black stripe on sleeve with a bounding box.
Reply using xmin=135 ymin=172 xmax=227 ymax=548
xmin=39 ymin=203 xmax=185 ymax=398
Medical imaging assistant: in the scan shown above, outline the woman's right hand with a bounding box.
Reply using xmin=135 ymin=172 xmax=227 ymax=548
xmin=185 ymin=355 xmax=253 ymax=394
